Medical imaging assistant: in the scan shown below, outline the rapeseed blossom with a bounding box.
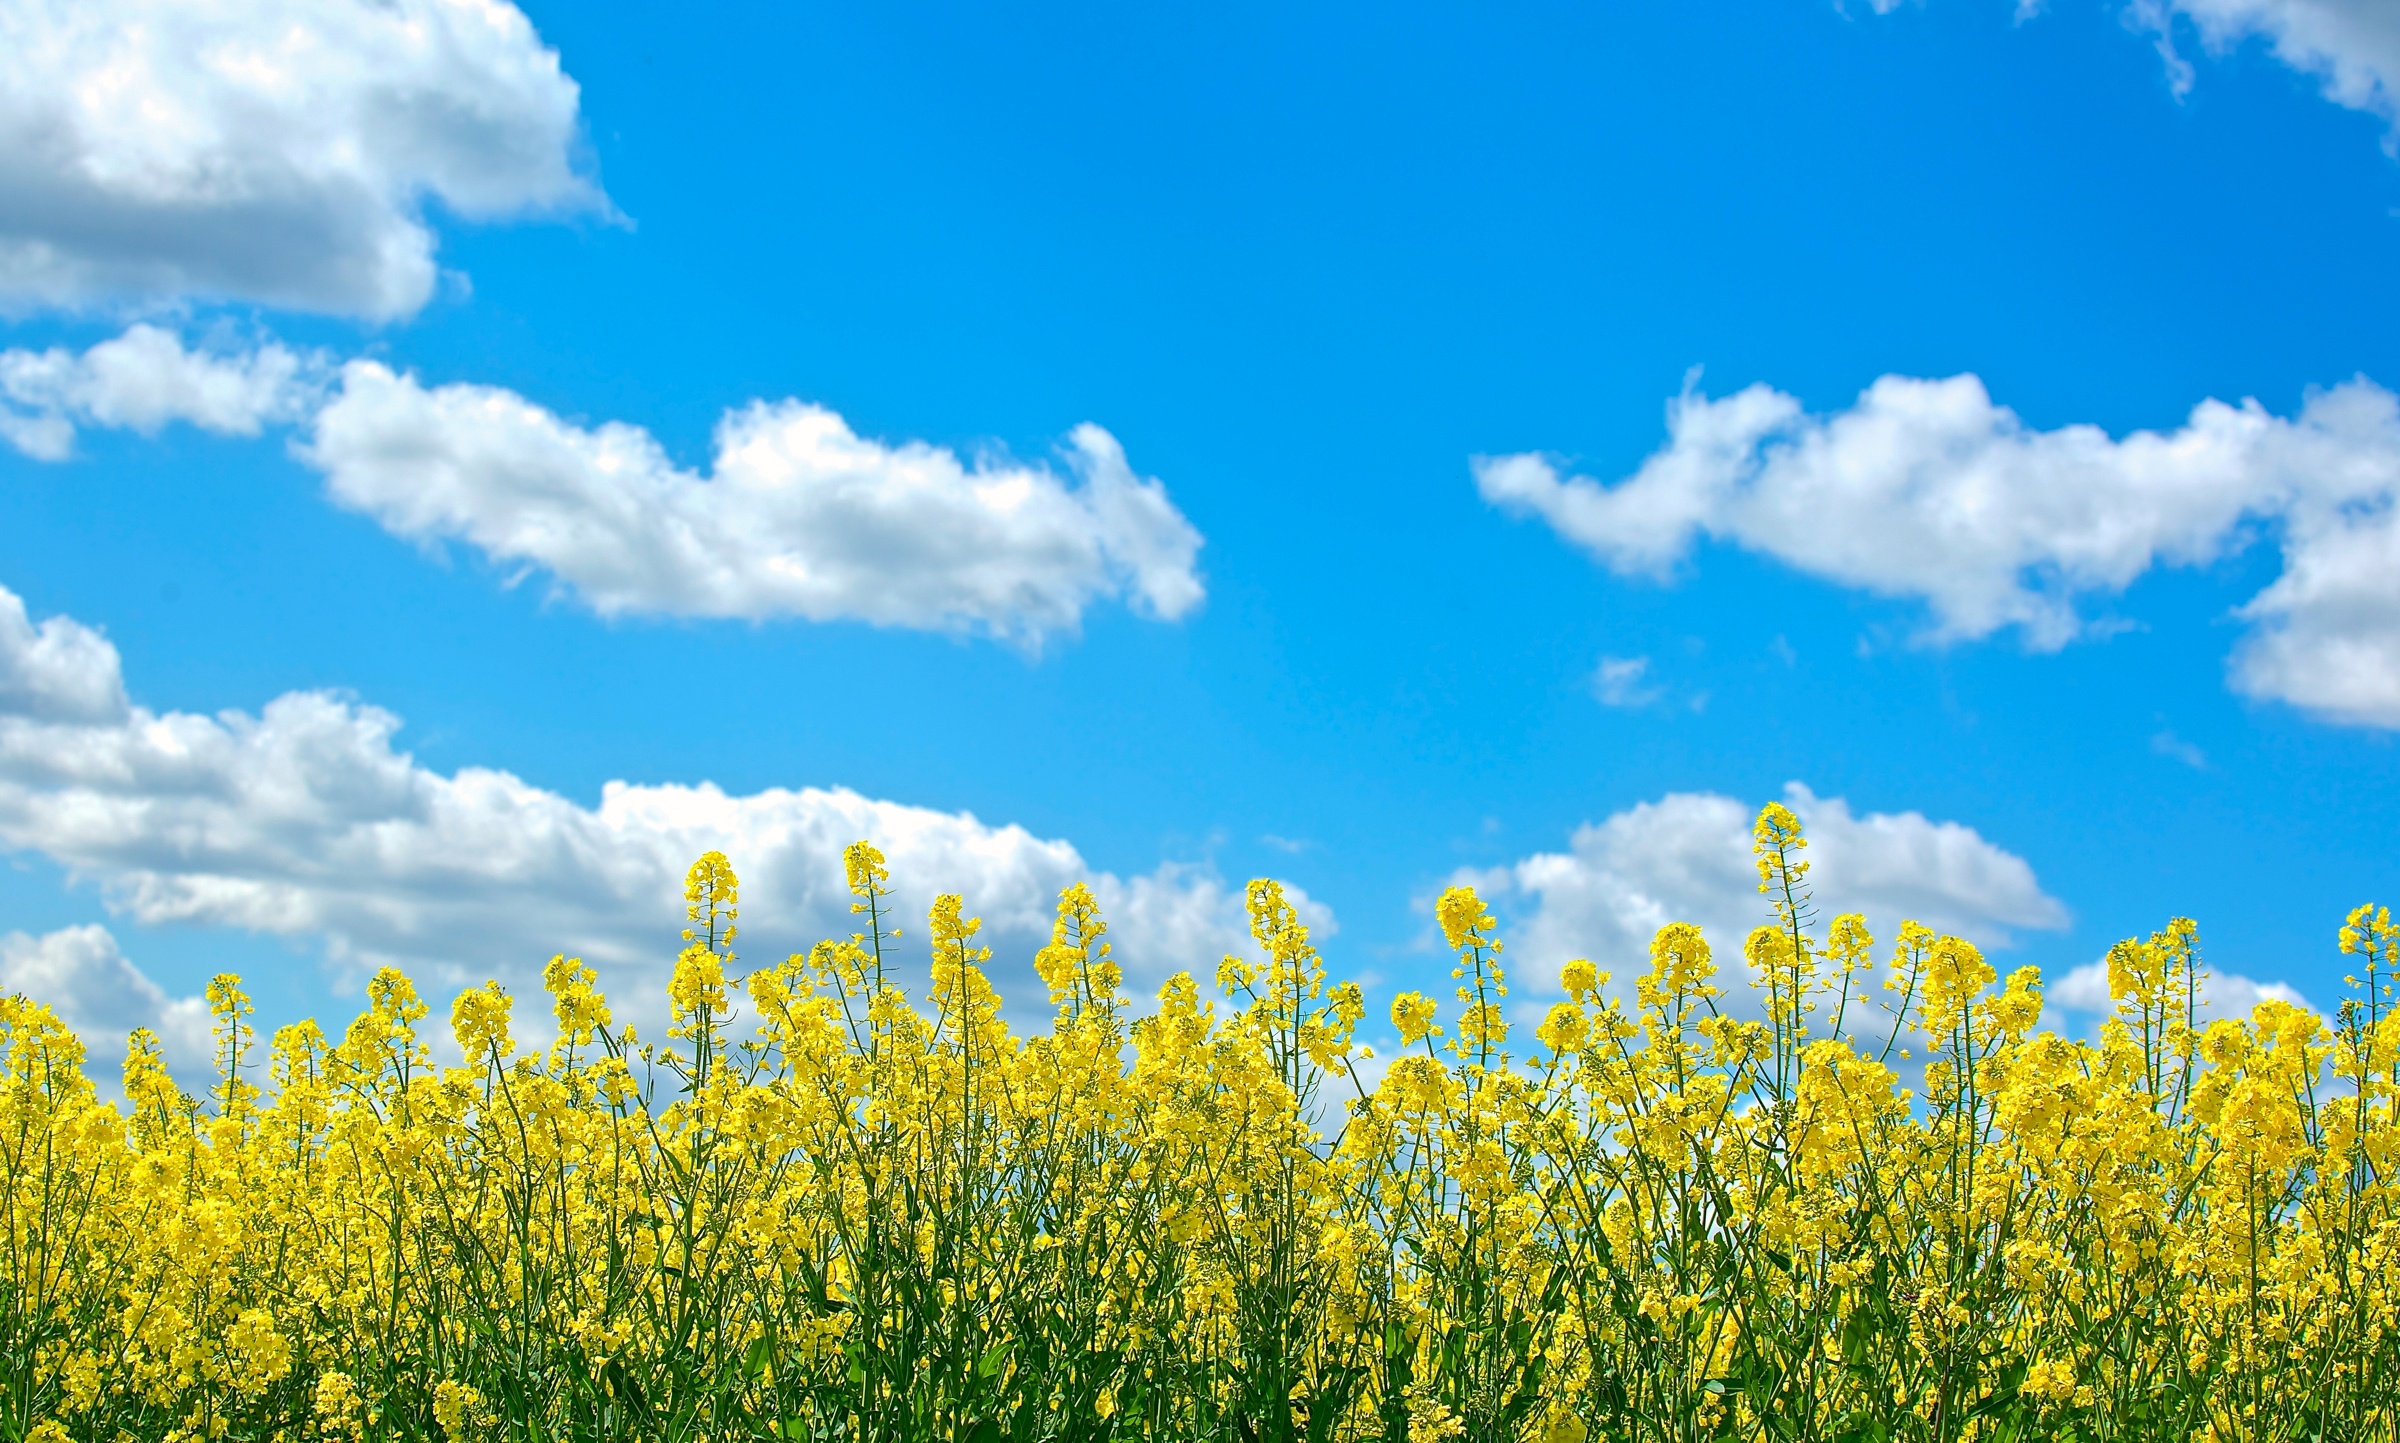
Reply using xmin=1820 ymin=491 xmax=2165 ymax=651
xmin=0 ymin=814 xmax=2394 ymax=1441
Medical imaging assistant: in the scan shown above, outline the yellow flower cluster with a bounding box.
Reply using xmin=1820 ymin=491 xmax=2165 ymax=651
xmin=3 ymin=822 xmax=2397 ymax=1442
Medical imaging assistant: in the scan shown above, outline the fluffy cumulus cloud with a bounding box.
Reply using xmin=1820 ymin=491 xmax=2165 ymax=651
xmin=0 ymin=329 xmax=1206 ymax=644
xmin=1470 ymin=783 xmax=2316 ymax=1035
xmin=2130 ymin=0 xmax=2400 ymax=143
xmin=0 ymin=581 xmax=1302 ymax=1032
xmin=1478 ymin=372 xmax=2400 ymax=726
xmin=0 ymin=324 xmax=319 ymax=459
xmin=0 ymin=584 xmax=126 ymax=724
xmin=2227 ymin=484 xmax=2400 ymax=724
xmin=0 ymin=0 xmax=598 ymax=318
xmin=302 ymin=362 xmax=1206 ymax=642
xmin=1 ymin=925 xmax=213 ymax=1075
xmin=1467 ymin=783 xmax=2069 ymax=1000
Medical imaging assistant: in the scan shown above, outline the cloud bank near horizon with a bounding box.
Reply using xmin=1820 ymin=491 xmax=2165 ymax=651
xmin=0 ymin=578 xmax=1297 ymax=1054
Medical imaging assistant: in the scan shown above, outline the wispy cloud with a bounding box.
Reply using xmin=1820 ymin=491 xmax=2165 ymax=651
xmin=2130 ymin=0 xmax=2400 ymax=152
xmin=304 ymin=363 xmax=1206 ymax=645
xmin=1592 ymin=655 xmax=1663 ymax=708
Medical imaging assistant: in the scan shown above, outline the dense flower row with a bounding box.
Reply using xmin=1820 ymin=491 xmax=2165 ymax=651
xmin=2 ymin=806 xmax=2396 ymax=1442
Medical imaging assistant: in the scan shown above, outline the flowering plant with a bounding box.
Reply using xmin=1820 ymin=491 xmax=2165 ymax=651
xmin=1 ymin=817 xmax=2394 ymax=1442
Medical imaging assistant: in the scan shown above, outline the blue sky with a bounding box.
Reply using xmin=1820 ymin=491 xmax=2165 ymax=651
xmin=3 ymin=0 xmax=2397 ymax=1075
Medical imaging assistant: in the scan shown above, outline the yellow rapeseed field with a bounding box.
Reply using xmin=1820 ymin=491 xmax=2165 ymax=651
xmin=2 ymin=805 xmax=2395 ymax=1442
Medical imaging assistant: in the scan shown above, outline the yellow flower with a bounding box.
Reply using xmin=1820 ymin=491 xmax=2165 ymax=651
xmin=668 ymin=942 xmax=727 ymax=1028
xmin=1638 ymin=921 xmax=1715 ymax=1007
xmin=433 ymin=1380 xmax=485 ymax=1443
xmin=1560 ymin=957 xmax=1598 ymax=1000
xmin=1406 ymin=1388 xmax=1466 ymax=1442
xmin=1919 ymin=934 xmax=1994 ymax=1034
xmin=543 ymin=953 xmax=612 ymax=1041
xmin=0 ymin=827 xmax=2390 ymax=1443
xmin=1436 ymin=885 xmax=1493 ymax=951
xmin=314 ymin=1372 xmax=364 ymax=1443
xmin=843 ymin=838 xmax=888 ymax=901
xmin=449 ymin=980 xmax=513 ymax=1063
xmin=1536 ymin=1001 xmax=1590 ymax=1057
xmin=1540 ymin=1409 xmax=1589 ymax=1443
xmin=1753 ymin=800 xmax=1808 ymax=897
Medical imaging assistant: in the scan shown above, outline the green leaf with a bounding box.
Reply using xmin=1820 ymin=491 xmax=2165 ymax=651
xmin=977 ymin=1340 xmax=1012 ymax=1379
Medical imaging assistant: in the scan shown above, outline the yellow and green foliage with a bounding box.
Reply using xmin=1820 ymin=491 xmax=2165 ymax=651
xmin=3 ymin=809 xmax=2398 ymax=1442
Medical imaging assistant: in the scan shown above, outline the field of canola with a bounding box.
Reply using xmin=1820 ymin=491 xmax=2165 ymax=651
xmin=1 ymin=804 xmax=2396 ymax=1443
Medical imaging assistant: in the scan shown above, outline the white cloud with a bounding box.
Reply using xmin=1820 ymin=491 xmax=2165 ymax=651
xmin=1478 ymin=372 xmax=2400 ymax=726
xmin=0 ymin=0 xmax=598 ymax=319
xmin=2150 ymin=729 xmax=2209 ymax=768
xmin=302 ymin=361 xmax=1206 ymax=642
xmin=1 ymin=331 xmax=1206 ymax=646
xmin=0 ymin=584 xmax=127 ymax=724
xmin=1 ymin=324 xmax=318 ymax=459
xmin=1096 ymin=862 xmax=1336 ymax=988
xmin=2131 ymin=1 xmax=2400 ymax=144
xmin=1592 ymin=655 xmax=1662 ymax=708
xmin=0 ymin=581 xmax=1301 ymax=1028
xmin=1469 ymin=783 xmax=2067 ymax=996
xmin=2228 ymin=485 xmax=2400 ymax=725
xmin=1883 ymin=2 xmax=2400 ymax=152
xmin=2048 ymin=956 xmax=2316 ymax=1025
xmin=1 ymin=924 xmax=213 ymax=1076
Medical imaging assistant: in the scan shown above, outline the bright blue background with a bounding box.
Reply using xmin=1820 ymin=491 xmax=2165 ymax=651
xmin=3 ymin=0 xmax=2394 ymax=1025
